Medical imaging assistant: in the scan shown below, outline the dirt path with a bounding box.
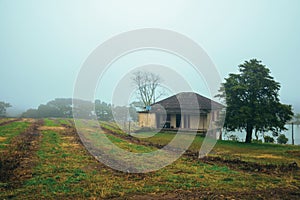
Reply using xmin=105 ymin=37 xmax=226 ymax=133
xmin=100 ymin=126 xmax=164 ymax=149
xmin=0 ymin=119 xmax=43 ymax=187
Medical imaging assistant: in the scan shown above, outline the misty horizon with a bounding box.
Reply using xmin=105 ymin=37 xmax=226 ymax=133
xmin=1 ymin=1 xmax=300 ymax=115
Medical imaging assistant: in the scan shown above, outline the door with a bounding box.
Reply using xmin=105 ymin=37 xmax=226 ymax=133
xmin=165 ymin=114 xmax=171 ymax=128
xmin=184 ymin=114 xmax=190 ymax=128
xmin=156 ymin=114 xmax=160 ymax=128
xmin=176 ymin=114 xmax=181 ymax=128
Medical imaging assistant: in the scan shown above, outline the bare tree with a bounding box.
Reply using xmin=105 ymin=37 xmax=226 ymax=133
xmin=131 ymin=71 xmax=165 ymax=108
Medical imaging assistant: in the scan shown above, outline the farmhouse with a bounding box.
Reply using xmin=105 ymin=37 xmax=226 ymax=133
xmin=138 ymin=92 xmax=223 ymax=132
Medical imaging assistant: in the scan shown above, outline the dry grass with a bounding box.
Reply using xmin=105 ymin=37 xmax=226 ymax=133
xmin=38 ymin=126 xmax=66 ymax=131
xmin=0 ymin=119 xmax=300 ymax=199
xmin=252 ymin=154 xmax=284 ymax=159
xmin=0 ymin=136 xmax=7 ymax=142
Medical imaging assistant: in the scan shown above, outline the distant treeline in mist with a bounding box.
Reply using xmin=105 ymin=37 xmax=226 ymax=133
xmin=21 ymin=98 xmax=138 ymax=121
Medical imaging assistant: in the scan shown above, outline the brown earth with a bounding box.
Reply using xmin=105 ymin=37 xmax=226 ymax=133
xmin=122 ymin=187 xmax=300 ymax=200
xmin=0 ymin=119 xmax=43 ymax=187
xmin=197 ymin=155 xmax=298 ymax=175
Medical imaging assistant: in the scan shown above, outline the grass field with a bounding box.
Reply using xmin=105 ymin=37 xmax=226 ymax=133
xmin=0 ymin=118 xmax=300 ymax=199
xmin=0 ymin=120 xmax=29 ymax=150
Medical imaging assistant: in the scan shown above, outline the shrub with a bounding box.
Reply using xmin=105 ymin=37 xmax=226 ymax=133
xmin=228 ymin=134 xmax=239 ymax=142
xmin=252 ymin=139 xmax=263 ymax=144
xmin=277 ymin=134 xmax=288 ymax=144
xmin=264 ymin=135 xmax=274 ymax=143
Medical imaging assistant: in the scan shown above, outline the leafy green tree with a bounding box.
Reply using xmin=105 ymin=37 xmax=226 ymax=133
xmin=22 ymin=98 xmax=73 ymax=118
xmin=47 ymin=98 xmax=73 ymax=118
xmin=95 ymin=100 xmax=113 ymax=121
xmin=72 ymin=99 xmax=94 ymax=119
xmin=94 ymin=100 xmax=137 ymax=122
xmin=37 ymin=104 xmax=61 ymax=118
xmin=22 ymin=109 xmax=39 ymax=118
xmin=217 ymin=59 xmax=293 ymax=143
xmin=0 ymin=101 xmax=11 ymax=117
xmin=277 ymin=134 xmax=288 ymax=144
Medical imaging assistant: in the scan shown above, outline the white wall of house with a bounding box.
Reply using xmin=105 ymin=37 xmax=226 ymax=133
xmin=138 ymin=112 xmax=215 ymax=131
xmin=138 ymin=113 xmax=156 ymax=128
xmin=169 ymin=114 xmax=209 ymax=130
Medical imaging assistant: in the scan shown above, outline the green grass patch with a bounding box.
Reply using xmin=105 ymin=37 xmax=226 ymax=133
xmin=1 ymin=120 xmax=300 ymax=199
xmin=17 ymin=130 xmax=95 ymax=198
xmin=0 ymin=121 xmax=29 ymax=149
xmin=99 ymin=121 xmax=127 ymax=136
xmin=137 ymin=131 xmax=300 ymax=165
xmin=43 ymin=118 xmax=59 ymax=127
xmin=57 ymin=118 xmax=73 ymax=126
xmin=84 ymin=129 xmax=155 ymax=153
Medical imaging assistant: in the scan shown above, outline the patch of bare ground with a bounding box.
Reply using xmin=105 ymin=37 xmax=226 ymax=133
xmin=197 ymin=155 xmax=298 ymax=175
xmin=121 ymin=187 xmax=300 ymax=200
xmin=59 ymin=123 xmax=83 ymax=144
xmin=0 ymin=119 xmax=43 ymax=187
xmin=100 ymin=126 xmax=164 ymax=149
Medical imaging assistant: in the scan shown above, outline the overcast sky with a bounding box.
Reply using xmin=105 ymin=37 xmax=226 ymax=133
xmin=1 ymin=0 xmax=300 ymax=114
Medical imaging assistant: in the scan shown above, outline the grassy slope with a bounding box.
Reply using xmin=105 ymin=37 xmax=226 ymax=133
xmin=0 ymin=121 xmax=29 ymax=150
xmin=129 ymin=131 xmax=300 ymax=164
xmin=0 ymin=119 xmax=300 ymax=199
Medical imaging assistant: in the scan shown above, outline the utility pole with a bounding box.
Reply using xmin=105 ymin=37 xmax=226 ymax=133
xmin=128 ymin=116 xmax=132 ymax=135
xmin=128 ymin=120 xmax=131 ymax=134
xmin=292 ymin=122 xmax=294 ymax=145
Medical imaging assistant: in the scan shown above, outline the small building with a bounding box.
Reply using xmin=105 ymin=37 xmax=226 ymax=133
xmin=138 ymin=92 xmax=223 ymax=132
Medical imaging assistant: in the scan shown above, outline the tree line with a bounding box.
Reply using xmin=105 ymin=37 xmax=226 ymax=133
xmin=0 ymin=101 xmax=11 ymax=117
xmin=21 ymin=98 xmax=138 ymax=121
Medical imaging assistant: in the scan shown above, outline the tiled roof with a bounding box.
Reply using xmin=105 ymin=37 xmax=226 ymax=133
xmin=150 ymin=92 xmax=224 ymax=114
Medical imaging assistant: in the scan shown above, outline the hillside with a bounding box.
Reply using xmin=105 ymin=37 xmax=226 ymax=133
xmin=0 ymin=118 xmax=299 ymax=199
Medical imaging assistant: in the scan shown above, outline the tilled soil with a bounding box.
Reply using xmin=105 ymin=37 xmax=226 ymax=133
xmin=0 ymin=119 xmax=43 ymax=187
xmin=123 ymin=187 xmax=300 ymax=200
